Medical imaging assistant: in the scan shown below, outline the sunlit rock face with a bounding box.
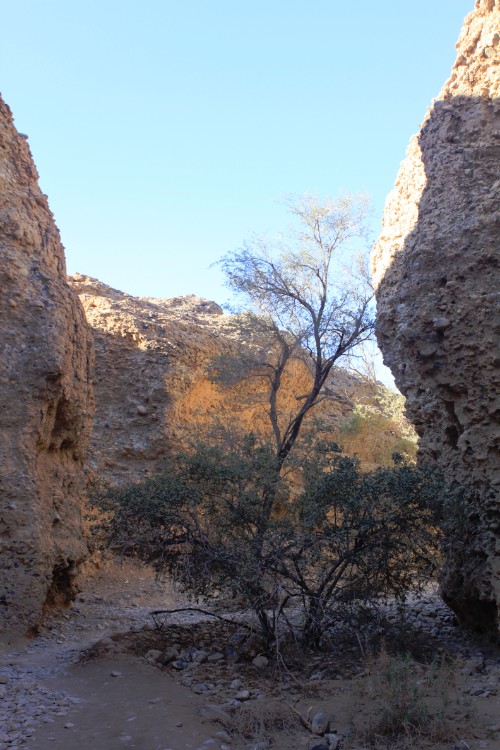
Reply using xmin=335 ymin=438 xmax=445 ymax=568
xmin=372 ymin=0 xmax=500 ymax=633
xmin=0 ymin=95 xmax=94 ymax=636
xmin=69 ymin=275 xmax=374 ymax=486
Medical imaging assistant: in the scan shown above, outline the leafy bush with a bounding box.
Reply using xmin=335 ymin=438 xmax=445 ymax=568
xmin=91 ymin=436 xmax=451 ymax=648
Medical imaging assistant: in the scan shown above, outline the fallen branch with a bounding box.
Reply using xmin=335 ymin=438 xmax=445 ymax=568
xmin=149 ymin=607 xmax=255 ymax=632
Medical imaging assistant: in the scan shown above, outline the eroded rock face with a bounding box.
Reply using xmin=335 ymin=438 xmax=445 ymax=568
xmin=372 ymin=1 xmax=500 ymax=632
xmin=69 ymin=274 xmax=373 ymax=485
xmin=0 ymin=96 xmax=94 ymax=635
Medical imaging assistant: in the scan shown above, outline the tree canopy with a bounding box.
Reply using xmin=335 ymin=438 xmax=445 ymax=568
xmin=218 ymin=194 xmax=375 ymax=466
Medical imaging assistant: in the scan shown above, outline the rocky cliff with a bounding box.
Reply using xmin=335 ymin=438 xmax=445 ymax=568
xmin=69 ymin=275 xmax=378 ymax=486
xmin=0 ymin=95 xmax=94 ymax=636
xmin=372 ymin=1 xmax=500 ymax=632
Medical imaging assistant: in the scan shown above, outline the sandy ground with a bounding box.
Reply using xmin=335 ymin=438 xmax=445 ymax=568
xmin=29 ymin=655 xmax=209 ymax=750
xmin=0 ymin=559 xmax=217 ymax=750
xmin=1 ymin=557 xmax=500 ymax=750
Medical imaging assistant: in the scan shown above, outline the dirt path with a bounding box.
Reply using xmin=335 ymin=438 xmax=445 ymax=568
xmin=26 ymin=655 xmax=209 ymax=750
xmin=0 ymin=559 xmax=222 ymax=750
xmin=1 ymin=559 xmax=500 ymax=750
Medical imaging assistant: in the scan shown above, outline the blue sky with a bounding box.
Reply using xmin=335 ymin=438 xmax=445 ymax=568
xmin=1 ymin=1 xmax=473 ymax=385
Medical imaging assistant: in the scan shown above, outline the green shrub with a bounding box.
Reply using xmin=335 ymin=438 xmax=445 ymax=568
xmin=91 ymin=437 xmax=452 ymax=648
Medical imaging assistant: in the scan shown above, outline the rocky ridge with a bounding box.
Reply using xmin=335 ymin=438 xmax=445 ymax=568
xmin=0 ymin=95 xmax=94 ymax=637
xmin=69 ymin=274 xmax=374 ymax=485
xmin=371 ymin=0 xmax=500 ymax=632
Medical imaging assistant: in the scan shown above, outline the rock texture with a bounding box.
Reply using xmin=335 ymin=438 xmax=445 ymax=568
xmin=0 ymin=95 xmax=94 ymax=635
xmin=69 ymin=275 xmax=372 ymax=486
xmin=372 ymin=1 xmax=500 ymax=632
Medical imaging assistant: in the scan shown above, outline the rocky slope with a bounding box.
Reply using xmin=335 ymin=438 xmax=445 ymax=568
xmin=69 ymin=274 xmax=375 ymax=485
xmin=0 ymin=95 xmax=94 ymax=637
xmin=372 ymin=1 xmax=500 ymax=632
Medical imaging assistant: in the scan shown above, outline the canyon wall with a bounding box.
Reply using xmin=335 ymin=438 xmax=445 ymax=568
xmin=372 ymin=1 xmax=500 ymax=632
xmin=0 ymin=96 xmax=94 ymax=636
xmin=69 ymin=274 xmax=374 ymax=486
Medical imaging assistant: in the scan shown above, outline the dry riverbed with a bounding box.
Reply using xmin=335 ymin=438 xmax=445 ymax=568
xmin=1 ymin=558 xmax=499 ymax=750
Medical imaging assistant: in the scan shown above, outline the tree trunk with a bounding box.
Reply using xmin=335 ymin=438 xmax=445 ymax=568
xmin=302 ymin=595 xmax=325 ymax=649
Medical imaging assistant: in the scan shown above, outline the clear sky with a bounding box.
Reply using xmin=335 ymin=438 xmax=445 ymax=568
xmin=1 ymin=1 xmax=473 ymax=385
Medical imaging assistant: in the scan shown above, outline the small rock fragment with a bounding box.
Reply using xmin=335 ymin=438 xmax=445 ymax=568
xmin=208 ymin=653 xmax=224 ymax=662
xmin=310 ymin=712 xmax=329 ymax=735
xmin=159 ymin=647 xmax=180 ymax=665
xmin=324 ymin=733 xmax=341 ymax=750
xmin=235 ymin=689 xmax=250 ymax=701
xmin=193 ymin=683 xmax=210 ymax=694
xmin=171 ymin=660 xmax=187 ymax=670
xmin=252 ymin=655 xmax=269 ymax=668
xmin=145 ymin=649 xmax=162 ymax=662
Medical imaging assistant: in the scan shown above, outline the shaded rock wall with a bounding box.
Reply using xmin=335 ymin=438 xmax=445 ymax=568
xmin=0 ymin=96 xmax=94 ymax=635
xmin=69 ymin=275 xmax=372 ymax=485
xmin=372 ymin=1 xmax=500 ymax=632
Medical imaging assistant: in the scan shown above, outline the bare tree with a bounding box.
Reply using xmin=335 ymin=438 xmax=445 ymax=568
xmin=94 ymin=197 xmax=447 ymax=647
xmin=218 ymin=193 xmax=375 ymax=470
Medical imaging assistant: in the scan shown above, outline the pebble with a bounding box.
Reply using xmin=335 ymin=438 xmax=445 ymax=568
xmin=207 ymin=653 xmax=224 ymax=662
xmin=159 ymin=646 xmax=180 ymax=665
xmin=311 ymin=711 xmax=329 ymax=735
xmin=192 ymin=683 xmax=211 ymax=694
xmin=145 ymin=649 xmax=162 ymax=662
xmin=194 ymin=650 xmax=209 ymax=663
xmin=252 ymin=655 xmax=269 ymax=668
xmin=324 ymin=733 xmax=341 ymax=750
xmin=171 ymin=660 xmax=187 ymax=670
xmin=235 ymin=689 xmax=250 ymax=701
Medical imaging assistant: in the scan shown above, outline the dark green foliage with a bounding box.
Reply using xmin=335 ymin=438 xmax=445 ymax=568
xmin=92 ymin=438 xmax=453 ymax=648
